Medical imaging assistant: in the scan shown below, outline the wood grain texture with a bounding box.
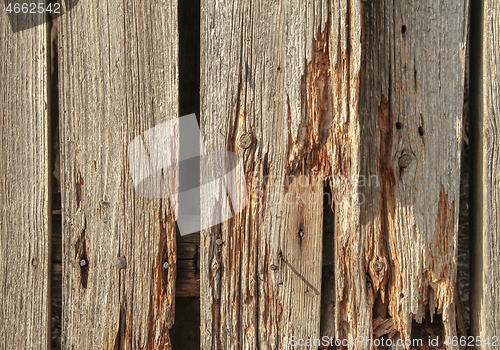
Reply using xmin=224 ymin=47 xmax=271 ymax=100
xmin=201 ymin=0 xmax=467 ymax=349
xmin=345 ymin=0 xmax=467 ymax=346
xmin=200 ymin=0 xmax=328 ymax=348
xmin=471 ymin=0 xmax=500 ymax=347
xmin=337 ymin=0 xmax=468 ymax=347
xmin=0 ymin=10 xmax=51 ymax=350
xmin=176 ymin=236 xmax=200 ymax=297
xmin=59 ymin=1 xmax=178 ymax=348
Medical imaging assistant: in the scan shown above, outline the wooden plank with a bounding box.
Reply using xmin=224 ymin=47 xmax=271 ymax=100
xmin=56 ymin=250 xmax=200 ymax=300
xmin=470 ymin=0 xmax=500 ymax=347
xmin=176 ymin=269 xmax=200 ymax=297
xmin=200 ymin=1 xmax=327 ymax=348
xmin=333 ymin=0 xmax=468 ymax=346
xmin=0 ymin=9 xmax=51 ymax=350
xmin=178 ymin=242 xmax=197 ymax=260
xmin=59 ymin=1 xmax=179 ymax=348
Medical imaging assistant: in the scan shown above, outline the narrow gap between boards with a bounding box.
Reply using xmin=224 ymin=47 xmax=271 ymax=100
xmin=48 ymin=10 xmax=62 ymax=350
xmin=169 ymin=0 xmax=201 ymax=349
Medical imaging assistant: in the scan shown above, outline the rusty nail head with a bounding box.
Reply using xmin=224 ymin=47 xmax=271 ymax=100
xmin=398 ymin=153 xmax=412 ymax=168
xmin=238 ymin=133 xmax=252 ymax=149
xmin=31 ymin=258 xmax=38 ymax=267
xmin=270 ymin=264 xmax=278 ymax=271
xmin=113 ymin=257 xmax=127 ymax=269
xmin=80 ymin=259 xmax=87 ymax=267
xmin=216 ymin=238 xmax=223 ymax=246
xmin=163 ymin=262 xmax=170 ymax=269
xmin=373 ymin=261 xmax=384 ymax=272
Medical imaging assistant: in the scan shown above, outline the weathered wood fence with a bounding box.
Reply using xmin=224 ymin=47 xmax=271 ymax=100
xmin=0 ymin=0 xmax=498 ymax=349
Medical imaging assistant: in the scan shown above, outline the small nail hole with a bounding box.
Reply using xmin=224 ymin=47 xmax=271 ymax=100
xmin=395 ymin=122 xmax=403 ymax=130
xmin=277 ymin=66 xmax=281 ymax=72
xmin=418 ymin=126 xmax=424 ymax=136
xmin=400 ymin=293 xmax=404 ymax=299
xmin=402 ymin=25 xmax=407 ymax=34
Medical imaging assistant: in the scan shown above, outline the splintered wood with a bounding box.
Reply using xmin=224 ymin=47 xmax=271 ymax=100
xmin=201 ymin=0 xmax=467 ymax=349
xmin=354 ymin=1 xmax=467 ymax=347
xmin=200 ymin=0 xmax=328 ymax=347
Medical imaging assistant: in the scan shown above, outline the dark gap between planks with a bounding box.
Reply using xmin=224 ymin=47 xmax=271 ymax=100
xmin=170 ymin=0 xmax=201 ymax=348
xmin=468 ymin=0 xmax=484 ymax=342
xmin=49 ymin=10 xmax=62 ymax=350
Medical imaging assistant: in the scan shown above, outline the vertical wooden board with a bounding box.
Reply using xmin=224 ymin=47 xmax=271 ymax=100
xmin=59 ymin=1 xmax=178 ymax=348
xmin=200 ymin=0 xmax=331 ymax=348
xmin=333 ymin=0 xmax=468 ymax=347
xmin=471 ymin=0 xmax=500 ymax=347
xmin=0 ymin=9 xmax=51 ymax=350
xmin=200 ymin=0 xmax=467 ymax=348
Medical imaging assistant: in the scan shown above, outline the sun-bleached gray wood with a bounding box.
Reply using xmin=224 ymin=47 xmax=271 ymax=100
xmin=59 ymin=1 xmax=178 ymax=348
xmin=0 ymin=10 xmax=51 ymax=350
xmin=340 ymin=1 xmax=468 ymax=347
xmin=200 ymin=0 xmax=327 ymax=348
xmin=201 ymin=0 xmax=467 ymax=349
xmin=471 ymin=0 xmax=500 ymax=348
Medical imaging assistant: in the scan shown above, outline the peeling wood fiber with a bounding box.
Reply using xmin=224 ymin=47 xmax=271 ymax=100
xmin=201 ymin=0 xmax=331 ymax=348
xmin=344 ymin=0 xmax=467 ymax=347
xmin=202 ymin=0 xmax=467 ymax=349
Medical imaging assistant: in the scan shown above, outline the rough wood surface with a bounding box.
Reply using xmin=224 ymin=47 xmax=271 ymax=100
xmin=0 ymin=10 xmax=51 ymax=350
xmin=59 ymin=1 xmax=179 ymax=348
xmin=471 ymin=0 xmax=500 ymax=347
xmin=333 ymin=0 xmax=468 ymax=347
xmin=53 ymin=240 xmax=199 ymax=299
xmin=200 ymin=1 xmax=328 ymax=348
xmin=201 ymin=0 xmax=467 ymax=349
xmin=337 ymin=0 xmax=468 ymax=347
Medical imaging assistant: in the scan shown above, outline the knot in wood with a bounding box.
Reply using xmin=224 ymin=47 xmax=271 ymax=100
xmin=398 ymin=153 xmax=413 ymax=168
xmin=113 ymin=257 xmax=127 ymax=269
xmin=163 ymin=262 xmax=170 ymax=270
xmin=270 ymin=264 xmax=278 ymax=271
xmin=238 ymin=133 xmax=252 ymax=149
xmin=373 ymin=261 xmax=384 ymax=272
